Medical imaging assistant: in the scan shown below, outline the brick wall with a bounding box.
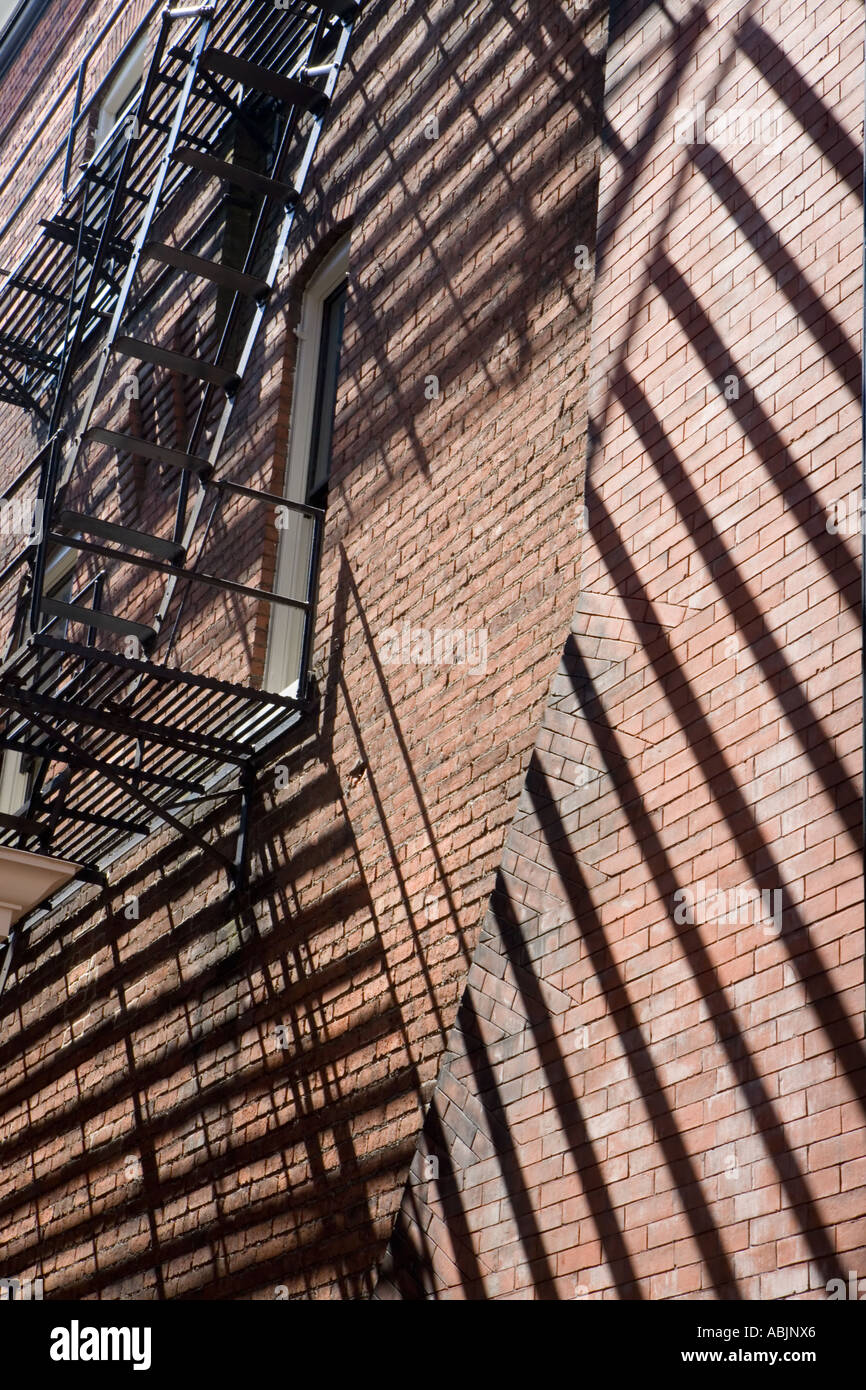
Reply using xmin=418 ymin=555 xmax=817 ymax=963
xmin=0 ymin=0 xmax=606 ymax=1298
xmin=376 ymin=0 xmax=865 ymax=1299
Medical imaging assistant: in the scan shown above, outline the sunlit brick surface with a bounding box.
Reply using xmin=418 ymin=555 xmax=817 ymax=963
xmin=0 ymin=0 xmax=604 ymax=1298
xmin=377 ymin=0 xmax=864 ymax=1299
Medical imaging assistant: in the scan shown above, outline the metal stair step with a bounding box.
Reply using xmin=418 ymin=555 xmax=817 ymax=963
xmin=40 ymin=216 xmax=133 ymax=259
xmin=200 ymin=48 xmax=327 ymax=114
xmin=85 ymin=169 xmax=149 ymax=202
xmin=39 ymin=599 xmax=155 ymax=642
xmin=142 ymin=242 xmax=270 ymax=298
xmin=0 ymin=333 xmax=59 ymax=372
xmin=85 ymin=427 xmax=211 ymax=475
xmin=112 ymin=336 xmax=238 ymax=389
xmin=57 ymin=510 xmax=184 ymax=562
xmin=174 ymin=144 xmax=296 ymax=204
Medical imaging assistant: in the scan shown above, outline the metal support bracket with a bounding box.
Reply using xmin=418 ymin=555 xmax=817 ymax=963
xmin=231 ymin=766 xmax=256 ymax=893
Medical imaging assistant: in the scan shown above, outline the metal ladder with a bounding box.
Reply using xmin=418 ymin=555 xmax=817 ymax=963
xmin=27 ymin=0 xmax=358 ymax=667
xmin=0 ymin=0 xmax=362 ymax=907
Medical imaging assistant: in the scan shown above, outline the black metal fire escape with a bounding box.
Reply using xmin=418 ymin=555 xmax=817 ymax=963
xmin=0 ymin=0 xmax=360 ymax=934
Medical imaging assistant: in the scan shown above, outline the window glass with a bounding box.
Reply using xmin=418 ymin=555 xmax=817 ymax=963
xmin=306 ymin=281 xmax=347 ymax=505
xmin=95 ymin=36 xmax=147 ymax=148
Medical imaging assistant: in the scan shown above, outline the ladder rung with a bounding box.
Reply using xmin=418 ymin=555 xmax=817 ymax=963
xmin=40 ymin=217 xmax=133 ymax=259
xmin=12 ymin=275 xmax=72 ymax=306
xmin=143 ymin=242 xmax=270 ymax=298
xmin=85 ymin=169 xmax=148 ymax=202
xmin=39 ymin=599 xmax=155 ymax=643
xmin=0 ymin=334 xmax=59 ymax=372
xmin=200 ymin=48 xmax=327 ymax=114
xmin=174 ymin=145 xmax=296 ymax=204
xmin=57 ymin=511 xmax=184 ymax=562
xmin=141 ymin=115 xmax=172 ymax=135
xmin=85 ymin=427 xmax=211 ymax=475
xmin=45 ymin=802 xmax=150 ymax=837
xmin=112 ymin=336 xmax=238 ymax=389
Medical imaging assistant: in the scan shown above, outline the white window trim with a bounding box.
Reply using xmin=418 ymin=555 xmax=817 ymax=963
xmin=0 ymin=547 xmax=77 ymax=816
xmin=0 ymin=1 xmax=22 ymax=42
xmin=263 ymin=236 xmax=349 ymax=696
xmin=94 ymin=34 xmax=147 ymax=151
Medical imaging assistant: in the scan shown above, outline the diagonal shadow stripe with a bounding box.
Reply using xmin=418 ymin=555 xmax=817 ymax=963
xmin=456 ymin=992 xmax=561 ymax=1295
xmin=418 ymin=1100 xmax=491 ymax=1297
xmin=381 ymin=1183 xmax=443 ymax=1300
xmin=651 ymin=248 xmax=861 ymax=621
xmin=596 ymin=2 xmax=711 ymax=268
xmin=737 ymin=18 xmax=863 ymax=204
xmin=552 ymin=637 xmax=851 ymax=1287
xmin=339 ymin=548 xmax=472 ymax=968
xmin=610 ymin=364 xmax=862 ymax=852
xmin=690 ymin=144 xmax=860 ymax=402
xmin=521 ymin=762 xmax=742 ymax=1297
xmin=488 ymin=877 xmax=644 ymax=1297
xmin=586 ymin=480 xmax=866 ymax=1118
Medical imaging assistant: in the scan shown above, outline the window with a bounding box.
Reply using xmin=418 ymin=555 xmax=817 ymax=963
xmin=0 ymin=1 xmax=21 ymax=40
xmin=94 ymin=34 xmax=147 ymax=151
xmin=263 ymin=237 xmax=349 ymax=695
xmin=306 ymin=281 xmax=347 ymax=506
xmin=0 ymin=549 xmax=76 ymax=816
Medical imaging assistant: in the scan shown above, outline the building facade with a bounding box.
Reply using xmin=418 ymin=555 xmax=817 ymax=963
xmin=0 ymin=0 xmax=862 ymax=1301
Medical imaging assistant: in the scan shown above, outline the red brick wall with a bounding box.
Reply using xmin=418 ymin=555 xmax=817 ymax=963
xmin=0 ymin=0 xmax=606 ymax=1298
xmin=0 ymin=0 xmax=158 ymax=597
xmin=376 ymin=0 xmax=865 ymax=1299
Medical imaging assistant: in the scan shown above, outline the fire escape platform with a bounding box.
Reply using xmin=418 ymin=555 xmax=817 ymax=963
xmin=0 ymin=631 xmax=305 ymax=872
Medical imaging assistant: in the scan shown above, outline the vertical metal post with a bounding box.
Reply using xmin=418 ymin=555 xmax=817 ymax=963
xmin=48 ymin=11 xmax=176 ymax=439
xmin=29 ymin=432 xmax=65 ymax=635
xmin=0 ymin=930 xmax=16 ymax=999
xmin=170 ymin=7 xmax=329 ymax=548
xmin=54 ymin=8 xmax=214 ymax=476
xmin=161 ymin=8 xmax=356 ymax=639
xmin=233 ymin=766 xmax=256 ymax=891
xmin=299 ymin=510 xmax=324 ymax=702
xmin=88 ymin=571 xmax=106 ymax=646
xmin=61 ymin=60 xmax=88 ymax=202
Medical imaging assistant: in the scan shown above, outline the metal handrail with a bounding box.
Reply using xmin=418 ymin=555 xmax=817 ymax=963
xmin=0 ymin=0 xmax=315 ymax=425
xmin=0 ymin=0 xmax=166 ymax=249
xmin=0 ymin=0 xmax=357 ymax=884
xmin=0 ymin=430 xmax=63 ymax=506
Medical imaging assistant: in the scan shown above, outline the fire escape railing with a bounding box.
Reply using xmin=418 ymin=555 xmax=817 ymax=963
xmin=0 ymin=0 xmax=361 ymax=928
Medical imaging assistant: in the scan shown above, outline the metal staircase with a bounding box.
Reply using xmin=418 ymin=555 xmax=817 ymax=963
xmin=0 ymin=0 xmax=361 ymax=928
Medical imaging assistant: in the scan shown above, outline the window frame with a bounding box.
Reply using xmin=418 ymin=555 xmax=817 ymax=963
xmin=263 ymin=236 xmax=350 ymax=696
xmin=306 ymin=279 xmax=348 ymax=505
xmin=94 ymin=33 xmax=147 ymax=153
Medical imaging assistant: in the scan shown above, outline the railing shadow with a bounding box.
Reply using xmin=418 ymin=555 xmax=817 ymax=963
xmin=374 ymin=0 xmax=863 ymax=1299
